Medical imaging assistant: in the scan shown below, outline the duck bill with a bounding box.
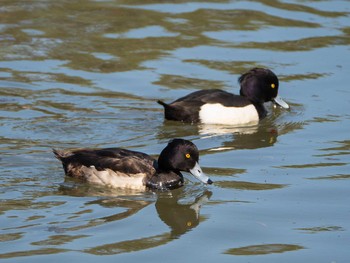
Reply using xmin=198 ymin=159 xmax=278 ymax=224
xmin=189 ymin=162 xmax=213 ymax=185
xmin=273 ymin=95 xmax=289 ymax=109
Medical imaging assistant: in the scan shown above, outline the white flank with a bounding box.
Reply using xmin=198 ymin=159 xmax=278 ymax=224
xmin=199 ymin=103 xmax=259 ymax=125
xmin=82 ymin=166 xmax=146 ymax=190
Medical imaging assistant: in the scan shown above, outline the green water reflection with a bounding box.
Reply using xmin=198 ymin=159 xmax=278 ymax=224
xmin=224 ymin=243 xmax=305 ymax=256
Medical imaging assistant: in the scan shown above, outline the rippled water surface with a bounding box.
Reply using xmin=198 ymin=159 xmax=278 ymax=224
xmin=1 ymin=1 xmax=350 ymax=262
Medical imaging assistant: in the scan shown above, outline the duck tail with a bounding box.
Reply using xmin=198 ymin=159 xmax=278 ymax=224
xmin=157 ymin=100 xmax=168 ymax=108
xmin=53 ymin=148 xmax=72 ymax=160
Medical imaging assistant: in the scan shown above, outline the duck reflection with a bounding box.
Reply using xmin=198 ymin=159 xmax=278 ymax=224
xmin=157 ymin=120 xmax=279 ymax=151
xmin=200 ymin=124 xmax=278 ymax=150
xmin=156 ymin=189 xmax=212 ymax=238
xmin=58 ymin=182 xmax=211 ymax=255
xmin=156 ymin=106 xmax=303 ymax=153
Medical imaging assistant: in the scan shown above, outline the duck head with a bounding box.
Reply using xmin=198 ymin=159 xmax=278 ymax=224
xmin=158 ymin=139 xmax=213 ymax=185
xmin=239 ymin=68 xmax=289 ymax=109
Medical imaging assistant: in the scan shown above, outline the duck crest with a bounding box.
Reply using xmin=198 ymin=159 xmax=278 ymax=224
xmin=239 ymin=68 xmax=279 ymax=104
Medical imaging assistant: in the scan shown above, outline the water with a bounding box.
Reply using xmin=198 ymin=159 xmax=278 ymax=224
xmin=0 ymin=1 xmax=349 ymax=262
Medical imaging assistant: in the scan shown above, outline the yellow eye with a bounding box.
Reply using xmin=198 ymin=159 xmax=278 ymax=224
xmin=271 ymin=83 xmax=276 ymax=89
xmin=185 ymin=153 xmax=191 ymax=159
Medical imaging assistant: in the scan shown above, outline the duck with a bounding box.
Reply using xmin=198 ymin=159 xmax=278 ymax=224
xmin=157 ymin=68 xmax=289 ymax=125
xmin=53 ymin=138 xmax=212 ymax=191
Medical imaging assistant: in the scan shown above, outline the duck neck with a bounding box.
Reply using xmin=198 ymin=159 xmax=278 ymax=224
xmin=147 ymin=169 xmax=184 ymax=190
xmin=155 ymin=166 xmax=183 ymax=181
xmin=252 ymin=102 xmax=267 ymax=119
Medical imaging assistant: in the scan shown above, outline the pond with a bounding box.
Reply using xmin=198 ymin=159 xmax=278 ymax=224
xmin=0 ymin=1 xmax=349 ymax=262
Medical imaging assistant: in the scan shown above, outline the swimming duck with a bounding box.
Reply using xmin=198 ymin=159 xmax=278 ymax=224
xmin=53 ymin=139 xmax=212 ymax=190
xmin=158 ymin=68 xmax=289 ymax=125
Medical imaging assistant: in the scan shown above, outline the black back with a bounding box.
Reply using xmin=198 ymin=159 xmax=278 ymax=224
xmin=55 ymin=148 xmax=156 ymax=176
xmin=158 ymin=90 xmax=251 ymax=122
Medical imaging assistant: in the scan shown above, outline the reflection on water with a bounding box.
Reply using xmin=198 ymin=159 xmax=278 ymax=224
xmin=156 ymin=189 xmax=211 ymax=238
xmin=224 ymin=243 xmax=305 ymax=256
xmin=85 ymin=189 xmax=211 ymax=255
xmin=215 ymin=180 xmax=286 ymax=191
xmin=0 ymin=185 xmax=211 ymax=258
xmin=296 ymin=225 xmax=345 ymax=234
xmin=1 ymin=0 xmax=350 ymax=262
